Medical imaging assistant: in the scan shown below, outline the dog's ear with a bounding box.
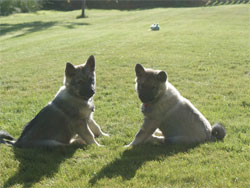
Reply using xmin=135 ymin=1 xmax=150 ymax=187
xmin=65 ymin=62 xmax=76 ymax=77
xmin=86 ymin=55 xmax=95 ymax=72
xmin=157 ymin=71 xmax=167 ymax=82
xmin=135 ymin=64 xmax=145 ymax=77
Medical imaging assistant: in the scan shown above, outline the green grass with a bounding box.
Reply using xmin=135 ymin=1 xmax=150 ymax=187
xmin=0 ymin=4 xmax=250 ymax=188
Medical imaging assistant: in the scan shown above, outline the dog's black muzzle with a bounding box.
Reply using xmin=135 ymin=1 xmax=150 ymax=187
xmin=80 ymin=84 xmax=95 ymax=100
xmin=138 ymin=89 xmax=155 ymax=103
xmin=84 ymin=89 xmax=95 ymax=99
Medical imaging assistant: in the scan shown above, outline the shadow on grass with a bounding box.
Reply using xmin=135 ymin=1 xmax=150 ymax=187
xmin=89 ymin=144 xmax=198 ymax=185
xmin=0 ymin=21 xmax=90 ymax=38
xmin=0 ymin=21 xmax=57 ymax=37
xmin=3 ymin=145 xmax=83 ymax=188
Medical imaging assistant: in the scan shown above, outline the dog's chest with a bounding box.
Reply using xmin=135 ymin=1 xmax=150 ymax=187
xmin=141 ymin=103 xmax=162 ymax=119
xmin=79 ymin=104 xmax=94 ymax=119
xmin=62 ymin=100 xmax=94 ymax=120
xmin=141 ymin=103 xmax=153 ymax=113
xmin=141 ymin=98 xmax=175 ymax=119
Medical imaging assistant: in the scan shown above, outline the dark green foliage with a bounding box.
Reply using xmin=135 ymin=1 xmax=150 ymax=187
xmin=42 ymin=0 xmax=76 ymax=10
xmin=1 ymin=0 xmax=249 ymax=16
xmin=86 ymin=0 xmax=207 ymax=9
xmin=0 ymin=4 xmax=250 ymax=188
xmin=0 ymin=0 xmax=42 ymax=15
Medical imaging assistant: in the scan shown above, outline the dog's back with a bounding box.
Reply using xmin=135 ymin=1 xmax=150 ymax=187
xmin=14 ymin=102 xmax=73 ymax=147
xmin=127 ymin=64 xmax=225 ymax=147
xmin=0 ymin=55 xmax=105 ymax=148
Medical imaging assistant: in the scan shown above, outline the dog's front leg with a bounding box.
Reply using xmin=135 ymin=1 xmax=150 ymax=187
xmin=145 ymin=134 xmax=165 ymax=144
xmin=88 ymin=116 xmax=109 ymax=137
xmin=76 ymin=120 xmax=101 ymax=146
xmin=126 ymin=118 xmax=159 ymax=147
xmin=145 ymin=128 xmax=165 ymax=143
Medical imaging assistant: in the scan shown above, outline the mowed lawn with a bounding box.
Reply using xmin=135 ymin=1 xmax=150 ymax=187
xmin=0 ymin=4 xmax=249 ymax=188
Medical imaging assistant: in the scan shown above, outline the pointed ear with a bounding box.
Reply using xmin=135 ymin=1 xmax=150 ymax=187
xmin=157 ymin=71 xmax=167 ymax=82
xmin=135 ymin=64 xmax=145 ymax=77
xmin=65 ymin=62 xmax=76 ymax=77
xmin=86 ymin=55 xmax=95 ymax=72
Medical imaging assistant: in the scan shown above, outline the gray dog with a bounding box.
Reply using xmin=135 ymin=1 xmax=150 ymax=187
xmin=0 ymin=55 xmax=108 ymax=148
xmin=127 ymin=64 xmax=226 ymax=146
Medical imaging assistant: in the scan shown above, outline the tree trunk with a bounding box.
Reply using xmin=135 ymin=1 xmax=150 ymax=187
xmin=81 ymin=0 xmax=86 ymax=18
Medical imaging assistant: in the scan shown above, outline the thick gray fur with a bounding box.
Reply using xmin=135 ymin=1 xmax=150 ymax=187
xmin=127 ymin=64 xmax=226 ymax=147
xmin=0 ymin=55 xmax=108 ymax=148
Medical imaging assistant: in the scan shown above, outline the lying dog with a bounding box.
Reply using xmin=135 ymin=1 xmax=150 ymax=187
xmin=127 ymin=64 xmax=226 ymax=146
xmin=0 ymin=55 xmax=108 ymax=148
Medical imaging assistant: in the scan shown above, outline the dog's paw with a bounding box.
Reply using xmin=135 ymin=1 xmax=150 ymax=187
xmin=96 ymin=143 xmax=104 ymax=147
xmin=102 ymin=132 xmax=110 ymax=137
xmin=124 ymin=143 xmax=132 ymax=148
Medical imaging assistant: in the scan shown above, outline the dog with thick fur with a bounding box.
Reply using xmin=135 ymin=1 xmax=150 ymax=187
xmin=0 ymin=55 xmax=108 ymax=148
xmin=127 ymin=64 xmax=226 ymax=147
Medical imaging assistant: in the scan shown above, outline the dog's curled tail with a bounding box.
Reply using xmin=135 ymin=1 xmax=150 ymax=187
xmin=211 ymin=123 xmax=226 ymax=141
xmin=0 ymin=130 xmax=15 ymax=146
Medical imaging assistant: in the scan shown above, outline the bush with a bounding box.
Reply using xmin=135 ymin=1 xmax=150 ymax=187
xmin=52 ymin=0 xmax=208 ymax=10
xmin=42 ymin=0 xmax=208 ymax=10
xmin=0 ymin=0 xmax=42 ymax=16
xmin=42 ymin=0 xmax=73 ymax=10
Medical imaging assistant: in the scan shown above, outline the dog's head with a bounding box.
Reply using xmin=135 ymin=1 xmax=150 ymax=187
xmin=64 ymin=55 xmax=96 ymax=100
xmin=135 ymin=64 xmax=167 ymax=104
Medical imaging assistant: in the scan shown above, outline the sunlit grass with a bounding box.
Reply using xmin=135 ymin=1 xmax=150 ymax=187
xmin=0 ymin=4 xmax=250 ymax=187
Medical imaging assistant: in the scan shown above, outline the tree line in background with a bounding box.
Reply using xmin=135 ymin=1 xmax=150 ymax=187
xmin=0 ymin=0 xmax=82 ymax=16
xmin=0 ymin=0 xmax=40 ymax=15
xmin=0 ymin=0 xmax=249 ymax=16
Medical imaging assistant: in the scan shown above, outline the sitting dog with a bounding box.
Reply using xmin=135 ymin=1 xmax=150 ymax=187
xmin=0 ymin=55 xmax=108 ymax=148
xmin=127 ymin=64 xmax=226 ymax=146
